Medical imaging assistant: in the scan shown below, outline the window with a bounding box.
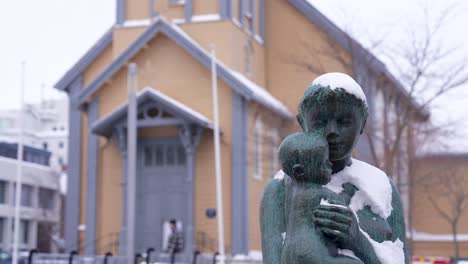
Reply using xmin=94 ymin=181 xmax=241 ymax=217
xmin=42 ymin=142 xmax=48 ymax=150
xmin=21 ymin=185 xmax=33 ymax=207
xmin=19 ymin=220 xmax=29 ymax=244
xmin=144 ymin=147 xmax=153 ymax=166
xmin=58 ymin=141 xmax=64 ymax=149
xmin=270 ymin=130 xmax=279 ymax=177
xmin=144 ymin=144 xmax=186 ymax=167
xmin=0 ymin=181 xmax=6 ymax=204
xmin=166 ymin=146 xmax=175 ymax=165
xmin=39 ymin=188 xmax=55 ymax=210
xmin=13 ymin=184 xmax=33 ymax=207
xmin=11 ymin=219 xmax=29 ymax=244
xmin=253 ymin=117 xmax=263 ymax=180
xmin=177 ymin=146 xmax=186 ymax=165
xmin=155 ymin=145 xmax=164 ymax=166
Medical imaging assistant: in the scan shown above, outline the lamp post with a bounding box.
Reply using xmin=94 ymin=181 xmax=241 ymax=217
xmin=211 ymin=47 xmax=225 ymax=264
xmin=12 ymin=61 xmax=26 ymax=264
xmin=126 ymin=63 xmax=138 ymax=264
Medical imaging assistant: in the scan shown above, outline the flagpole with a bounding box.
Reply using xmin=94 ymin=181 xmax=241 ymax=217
xmin=211 ymin=46 xmax=225 ymax=263
xmin=12 ymin=61 xmax=26 ymax=264
xmin=126 ymin=63 xmax=138 ymax=264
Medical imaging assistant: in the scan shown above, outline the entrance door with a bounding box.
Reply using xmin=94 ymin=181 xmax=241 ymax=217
xmin=135 ymin=138 xmax=187 ymax=253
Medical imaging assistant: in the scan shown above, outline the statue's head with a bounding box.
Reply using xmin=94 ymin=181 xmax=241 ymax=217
xmin=297 ymin=73 xmax=368 ymax=161
xmin=279 ymin=132 xmax=332 ymax=184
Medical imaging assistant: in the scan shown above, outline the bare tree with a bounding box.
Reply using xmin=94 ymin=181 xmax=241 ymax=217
xmin=285 ymin=2 xmax=468 ymax=258
xmin=416 ymin=164 xmax=468 ymax=258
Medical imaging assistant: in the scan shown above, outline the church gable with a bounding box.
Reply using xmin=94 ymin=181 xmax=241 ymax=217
xmin=80 ymin=18 xmax=290 ymax=121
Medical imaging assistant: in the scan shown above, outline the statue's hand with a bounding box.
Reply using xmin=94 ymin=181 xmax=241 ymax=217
xmin=313 ymin=200 xmax=360 ymax=250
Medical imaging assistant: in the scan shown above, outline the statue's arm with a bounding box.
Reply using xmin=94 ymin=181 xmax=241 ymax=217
xmin=387 ymin=179 xmax=410 ymax=264
xmin=260 ymin=178 xmax=285 ymax=264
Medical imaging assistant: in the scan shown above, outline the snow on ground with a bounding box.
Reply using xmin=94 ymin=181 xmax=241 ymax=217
xmin=412 ymin=230 xmax=468 ymax=242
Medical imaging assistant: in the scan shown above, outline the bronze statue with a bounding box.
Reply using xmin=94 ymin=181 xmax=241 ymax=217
xmin=260 ymin=73 xmax=408 ymax=264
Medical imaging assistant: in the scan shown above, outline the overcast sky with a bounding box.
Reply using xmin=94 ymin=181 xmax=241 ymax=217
xmin=1 ymin=0 xmax=467 ymax=151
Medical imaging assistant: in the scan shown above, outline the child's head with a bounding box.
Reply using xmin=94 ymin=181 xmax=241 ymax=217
xmin=279 ymin=132 xmax=332 ymax=184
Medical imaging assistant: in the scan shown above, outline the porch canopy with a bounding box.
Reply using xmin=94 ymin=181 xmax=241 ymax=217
xmin=91 ymin=86 xmax=214 ymax=138
xmin=90 ymin=86 xmax=213 ymax=256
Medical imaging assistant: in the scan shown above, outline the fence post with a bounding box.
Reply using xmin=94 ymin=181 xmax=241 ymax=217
xmin=212 ymin=252 xmax=219 ymax=264
xmin=27 ymin=249 xmax=38 ymax=264
xmin=145 ymin=248 xmax=154 ymax=263
xmin=104 ymin=252 xmax=113 ymax=264
xmin=68 ymin=250 xmax=78 ymax=264
xmin=192 ymin=250 xmax=200 ymax=264
xmin=134 ymin=253 xmax=142 ymax=264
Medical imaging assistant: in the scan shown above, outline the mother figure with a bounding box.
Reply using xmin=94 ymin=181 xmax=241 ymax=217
xmin=260 ymin=73 xmax=408 ymax=264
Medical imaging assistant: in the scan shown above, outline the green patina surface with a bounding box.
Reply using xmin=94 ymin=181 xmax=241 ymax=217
xmin=260 ymin=81 xmax=408 ymax=264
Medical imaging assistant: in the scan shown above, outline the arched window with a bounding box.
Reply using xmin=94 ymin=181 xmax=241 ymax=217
xmin=254 ymin=117 xmax=263 ymax=180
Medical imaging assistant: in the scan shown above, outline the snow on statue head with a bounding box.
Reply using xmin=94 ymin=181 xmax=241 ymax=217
xmin=297 ymin=72 xmax=368 ymax=161
xmin=311 ymin=72 xmax=367 ymax=105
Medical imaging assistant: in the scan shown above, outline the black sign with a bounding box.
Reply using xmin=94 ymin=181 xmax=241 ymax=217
xmin=206 ymin=208 xmax=216 ymax=218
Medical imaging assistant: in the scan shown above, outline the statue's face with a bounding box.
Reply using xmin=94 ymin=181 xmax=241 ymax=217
xmin=302 ymin=99 xmax=365 ymax=161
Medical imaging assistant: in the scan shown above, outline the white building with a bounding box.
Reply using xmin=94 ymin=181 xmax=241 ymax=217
xmin=0 ymin=98 xmax=68 ymax=252
xmin=0 ymin=143 xmax=60 ymax=252
xmin=0 ymin=99 xmax=69 ymax=174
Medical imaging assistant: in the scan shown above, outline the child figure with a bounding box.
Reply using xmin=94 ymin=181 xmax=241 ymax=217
xmin=279 ymin=132 xmax=363 ymax=264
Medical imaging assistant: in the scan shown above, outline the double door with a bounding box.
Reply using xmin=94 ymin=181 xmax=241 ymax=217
xmin=135 ymin=138 xmax=188 ymax=252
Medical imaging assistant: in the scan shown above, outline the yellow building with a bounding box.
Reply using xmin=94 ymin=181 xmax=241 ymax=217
xmin=55 ymin=0 xmax=422 ymax=258
xmin=412 ymin=153 xmax=468 ymax=259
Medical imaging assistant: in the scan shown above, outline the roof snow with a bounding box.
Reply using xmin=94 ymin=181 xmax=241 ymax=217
xmin=120 ymin=19 xmax=151 ymax=28
xmin=168 ymin=22 xmax=291 ymax=118
xmin=311 ymin=72 xmax=367 ymax=105
xmin=229 ymin=71 xmax=292 ymax=119
xmin=173 ymin=14 xmax=221 ymax=24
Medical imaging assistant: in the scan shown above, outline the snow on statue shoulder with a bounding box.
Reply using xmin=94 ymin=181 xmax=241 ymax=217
xmin=260 ymin=73 xmax=408 ymax=264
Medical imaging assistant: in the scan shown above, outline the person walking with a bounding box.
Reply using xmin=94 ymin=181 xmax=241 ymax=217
xmin=166 ymin=219 xmax=184 ymax=264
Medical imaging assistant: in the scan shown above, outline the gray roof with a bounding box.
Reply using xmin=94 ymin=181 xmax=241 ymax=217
xmin=54 ymin=28 xmax=113 ymax=92
xmin=92 ymin=87 xmax=214 ymax=137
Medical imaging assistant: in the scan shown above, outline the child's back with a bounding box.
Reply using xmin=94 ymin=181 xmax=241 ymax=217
xmin=279 ymin=133 xmax=363 ymax=264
